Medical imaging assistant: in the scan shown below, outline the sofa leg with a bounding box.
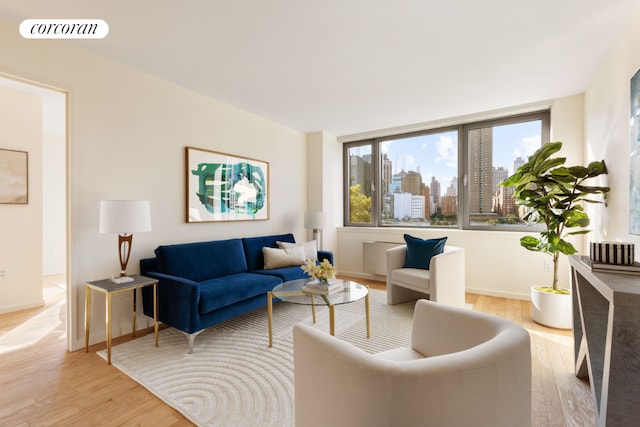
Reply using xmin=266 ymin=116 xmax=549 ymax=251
xmin=182 ymin=330 xmax=204 ymax=354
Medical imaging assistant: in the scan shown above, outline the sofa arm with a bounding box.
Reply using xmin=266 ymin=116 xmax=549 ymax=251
xmin=141 ymin=272 xmax=202 ymax=333
xmin=429 ymin=246 xmax=465 ymax=308
xmin=317 ymin=250 xmax=334 ymax=264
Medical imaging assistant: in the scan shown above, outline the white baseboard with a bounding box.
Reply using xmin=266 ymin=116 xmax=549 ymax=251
xmin=0 ymin=298 xmax=45 ymax=315
xmin=465 ymin=287 xmax=530 ymax=301
xmin=339 ymin=270 xmax=530 ymax=301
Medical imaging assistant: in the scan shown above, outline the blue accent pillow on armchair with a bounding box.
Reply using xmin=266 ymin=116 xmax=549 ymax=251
xmin=403 ymin=234 xmax=447 ymax=270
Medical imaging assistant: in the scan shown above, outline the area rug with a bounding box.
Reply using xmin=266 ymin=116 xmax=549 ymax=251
xmin=98 ymin=289 xmax=415 ymax=427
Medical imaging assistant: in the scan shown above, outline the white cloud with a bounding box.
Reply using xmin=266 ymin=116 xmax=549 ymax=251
xmin=436 ymin=135 xmax=456 ymax=168
xmin=513 ymin=135 xmax=541 ymax=158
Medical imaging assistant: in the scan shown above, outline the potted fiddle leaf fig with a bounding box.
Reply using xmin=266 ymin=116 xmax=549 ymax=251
xmin=501 ymin=141 xmax=609 ymax=328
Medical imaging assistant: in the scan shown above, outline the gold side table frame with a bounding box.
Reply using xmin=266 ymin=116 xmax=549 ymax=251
xmin=267 ymin=280 xmax=370 ymax=347
xmin=84 ymin=275 xmax=159 ymax=364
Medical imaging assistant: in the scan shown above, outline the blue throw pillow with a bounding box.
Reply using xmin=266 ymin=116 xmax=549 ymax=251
xmin=403 ymin=234 xmax=447 ymax=270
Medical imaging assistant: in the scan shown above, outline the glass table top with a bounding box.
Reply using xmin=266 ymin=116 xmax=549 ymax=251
xmin=271 ymin=278 xmax=368 ymax=306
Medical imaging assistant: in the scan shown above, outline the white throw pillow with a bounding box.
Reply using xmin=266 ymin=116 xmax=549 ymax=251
xmin=277 ymin=240 xmax=318 ymax=261
xmin=263 ymin=245 xmax=306 ymax=269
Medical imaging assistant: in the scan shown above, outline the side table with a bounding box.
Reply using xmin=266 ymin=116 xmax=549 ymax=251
xmin=84 ymin=274 xmax=159 ymax=364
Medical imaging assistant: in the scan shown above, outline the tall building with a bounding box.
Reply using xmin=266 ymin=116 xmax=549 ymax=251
xmin=496 ymin=184 xmax=517 ymax=216
xmin=349 ymin=154 xmax=372 ymax=197
xmin=468 ymin=128 xmax=493 ymax=214
xmin=441 ymin=178 xmax=458 ymax=216
xmin=430 ymin=176 xmax=441 ymax=208
xmin=492 ymin=166 xmax=509 ymax=198
xmin=389 ymin=170 xmax=406 ymax=194
xmin=514 ymin=156 xmax=525 ymax=173
xmin=422 ymin=185 xmax=431 ymax=218
xmin=381 ymin=153 xmax=392 ymax=194
xmin=402 ymin=170 xmax=423 ymax=195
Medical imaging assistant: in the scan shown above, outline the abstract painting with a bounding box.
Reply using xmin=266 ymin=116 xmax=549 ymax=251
xmin=186 ymin=147 xmax=269 ymax=222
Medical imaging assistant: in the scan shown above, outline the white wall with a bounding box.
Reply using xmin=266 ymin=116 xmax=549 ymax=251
xmin=584 ymin=3 xmax=640 ymax=246
xmin=0 ymin=16 xmax=307 ymax=350
xmin=306 ymin=132 xmax=342 ymax=253
xmin=336 ymin=96 xmax=585 ymax=300
xmin=42 ymin=93 xmax=67 ymax=276
xmin=0 ymin=86 xmax=43 ymax=313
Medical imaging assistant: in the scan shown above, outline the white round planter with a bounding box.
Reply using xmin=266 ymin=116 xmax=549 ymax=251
xmin=530 ymin=286 xmax=572 ymax=329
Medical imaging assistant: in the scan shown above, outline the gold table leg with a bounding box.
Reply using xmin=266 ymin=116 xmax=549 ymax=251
xmin=329 ymin=304 xmax=335 ymax=336
xmin=267 ymin=291 xmax=273 ymax=348
xmin=84 ymin=286 xmax=91 ymax=352
xmin=106 ymin=292 xmax=112 ymax=365
xmin=365 ymin=287 xmax=370 ymax=338
xmin=311 ymin=294 xmax=316 ymax=323
xmin=153 ymin=283 xmax=158 ymax=347
xmin=132 ymin=289 xmax=137 ymax=338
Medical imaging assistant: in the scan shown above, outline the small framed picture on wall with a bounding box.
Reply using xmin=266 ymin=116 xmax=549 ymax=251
xmin=0 ymin=148 xmax=28 ymax=204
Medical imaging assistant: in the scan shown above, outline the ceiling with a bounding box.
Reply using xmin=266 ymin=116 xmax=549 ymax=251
xmin=1 ymin=0 xmax=638 ymax=137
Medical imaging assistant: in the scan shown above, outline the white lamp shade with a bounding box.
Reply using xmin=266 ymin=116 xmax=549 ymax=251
xmin=304 ymin=211 xmax=326 ymax=230
xmin=100 ymin=200 xmax=152 ymax=234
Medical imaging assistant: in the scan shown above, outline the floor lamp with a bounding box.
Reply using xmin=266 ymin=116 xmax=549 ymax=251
xmin=304 ymin=211 xmax=326 ymax=250
xmin=100 ymin=200 xmax=152 ymax=277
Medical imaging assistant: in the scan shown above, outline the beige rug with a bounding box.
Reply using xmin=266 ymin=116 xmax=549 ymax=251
xmin=98 ymin=289 xmax=415 ymax=427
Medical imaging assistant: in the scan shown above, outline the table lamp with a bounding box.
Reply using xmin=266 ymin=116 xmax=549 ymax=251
xmin=100 ymin=200 xmax=152 ymax=276
xmin=304 ymin=211 xmax=326 ymax=250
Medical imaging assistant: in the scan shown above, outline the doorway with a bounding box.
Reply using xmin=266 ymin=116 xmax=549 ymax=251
xmin=0 ymin=74 xmax=68 ymax=341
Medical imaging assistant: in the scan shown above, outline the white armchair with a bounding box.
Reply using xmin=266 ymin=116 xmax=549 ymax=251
xmin=293 ymin=299 xmax=532 ymax=427
xmin=386 ymin=244 xmax=465 ymax=307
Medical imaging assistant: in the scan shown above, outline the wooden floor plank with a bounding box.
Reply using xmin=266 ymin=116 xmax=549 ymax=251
xmin=0 ymin=275 xmax=597 ymax=426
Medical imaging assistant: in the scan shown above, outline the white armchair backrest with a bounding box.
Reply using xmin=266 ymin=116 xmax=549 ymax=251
xmin=293 ymin=299 xmax=531 ymax=427
xmin=412 ymin=299 xmax=506 ymax=357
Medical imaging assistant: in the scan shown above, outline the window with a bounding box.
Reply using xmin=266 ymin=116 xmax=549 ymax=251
xmin=344 ymin=110 xmax=550 ymax=230
xmin=346 ymin=143 xmax=374 ymax=225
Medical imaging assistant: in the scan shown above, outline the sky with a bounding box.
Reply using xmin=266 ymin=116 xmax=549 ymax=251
xmin=380 ymin=120 xmax=542 ymax=187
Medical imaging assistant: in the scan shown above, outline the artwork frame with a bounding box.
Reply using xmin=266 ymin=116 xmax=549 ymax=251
xmin=630 ymin=68 xmax=640 ymax=235
xmin=0 ymin=148 xmax=28 ymax=204
xmin=186 ymin=146 xmax=269 ymax=223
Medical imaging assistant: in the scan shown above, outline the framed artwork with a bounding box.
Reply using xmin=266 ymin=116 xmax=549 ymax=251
xmin=0 ymin=148 xmax=28 ymax=204
xmin=630 ymin=69 xmax=640 ymax=234
xmin=186 ymin=146 xmax=269 ymax=223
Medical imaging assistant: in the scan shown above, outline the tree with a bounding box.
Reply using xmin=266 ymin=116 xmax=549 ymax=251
xmin=349 ymin=184 xmax=372 ymax=222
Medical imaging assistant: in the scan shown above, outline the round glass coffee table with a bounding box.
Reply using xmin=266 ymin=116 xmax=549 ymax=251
xmin=267 ymin=278 xmax=370 ymax=347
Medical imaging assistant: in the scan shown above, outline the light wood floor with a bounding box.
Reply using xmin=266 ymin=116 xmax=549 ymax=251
xmin=0 ymin=276 xmax=595 ymax=426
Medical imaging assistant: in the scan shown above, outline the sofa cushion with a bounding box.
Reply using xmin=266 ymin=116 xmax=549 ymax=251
xmin=198 ymin=272 xmax=281 ymax=315
xmin=263 ymin=246 xmax=306 ymax=269
xmin=243 ymin=233 xmax=296 ymax=271
xmin=403 ymin=234 xmax=447 ymax=270
xmin=155 ymin=238 xmax=248 ymax=282
xmin=277 ymin=240 xmax=318 ymax=261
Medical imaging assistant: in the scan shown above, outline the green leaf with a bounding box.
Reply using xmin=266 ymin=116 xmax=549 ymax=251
xmin=557 ymin=239 xmax=577 ymax=255
xmin=520 ymin=236 xmax=541 ymax=252
xmin=568 ymin=165 xmax=588 ymax=178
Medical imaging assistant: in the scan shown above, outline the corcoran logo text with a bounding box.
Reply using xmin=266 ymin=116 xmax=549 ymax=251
xmin=20 ymin=19 xmax=109 ymax=39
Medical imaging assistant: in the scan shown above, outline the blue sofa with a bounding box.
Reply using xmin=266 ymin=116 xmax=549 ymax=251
xmin=140 ymin=233 xmax=333 ymax=352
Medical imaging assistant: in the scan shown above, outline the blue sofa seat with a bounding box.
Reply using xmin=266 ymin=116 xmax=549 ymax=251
xmin=198 ymin=273 xmax=281 ymax=314
xmin=140 ymin=233 xmax=333 ymax=352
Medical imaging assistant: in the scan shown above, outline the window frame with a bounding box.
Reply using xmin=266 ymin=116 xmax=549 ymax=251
xmin=343 ymin=109 xmax=550 ymax=231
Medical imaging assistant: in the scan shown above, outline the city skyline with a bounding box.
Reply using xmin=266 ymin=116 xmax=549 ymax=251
xmin=380 ymin=120 xmax=542 ymax=186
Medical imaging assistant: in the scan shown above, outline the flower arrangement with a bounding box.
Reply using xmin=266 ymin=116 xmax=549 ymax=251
xmin=301 ymin=258 xmax=336 ymax=284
